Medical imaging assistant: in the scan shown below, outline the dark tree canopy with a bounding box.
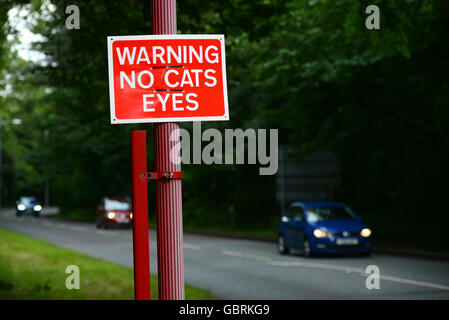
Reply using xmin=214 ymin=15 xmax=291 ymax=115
xmin=1 ymin=1 xmax=448 ymax=247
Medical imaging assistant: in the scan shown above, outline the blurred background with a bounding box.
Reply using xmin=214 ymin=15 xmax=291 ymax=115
xmin=1 ymin=0 xmax=448 ymax=254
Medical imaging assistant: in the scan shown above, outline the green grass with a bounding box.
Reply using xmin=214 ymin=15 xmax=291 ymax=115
xmin=0 ymin=227 xmax=213 ymax=300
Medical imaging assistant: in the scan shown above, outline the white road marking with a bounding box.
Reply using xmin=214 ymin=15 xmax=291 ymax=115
xmin=221 ymin=250 xmax=271 ymax=261
xmin=96 ymin=230 xmax=117 ymax=236
xmin=266 ymin=260 xmax=449 ymax=291
xmin=267 ymin=260 xmax=364 ymax=273
xmin=378 ymin=274 xmax=449 ymax=291
xmin=184 ymin=243 xmax=202 ymax=251
xmin=56 ymin=223 xmax=69 ymax=228
xmin=68 ymin=226 xmax=88 ymax=232
xmin=43 ymin=222 xmax=55 ymax=227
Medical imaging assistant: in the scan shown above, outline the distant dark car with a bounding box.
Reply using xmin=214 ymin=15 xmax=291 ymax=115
xmin=278 ymin=202 xmax=372 ymax=257
xmin=96 ymin=197 xmax=133 ymax=229
xmin=16 ymin=196 xmax=42 ymax=217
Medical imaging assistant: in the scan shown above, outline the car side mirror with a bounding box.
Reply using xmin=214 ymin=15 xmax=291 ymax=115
xmin=98 ymin=206 xmax=104 ymax=211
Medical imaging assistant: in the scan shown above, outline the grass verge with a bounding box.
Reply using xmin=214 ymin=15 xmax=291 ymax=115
xmin=0 ymin=227 xmax=213 ymax=300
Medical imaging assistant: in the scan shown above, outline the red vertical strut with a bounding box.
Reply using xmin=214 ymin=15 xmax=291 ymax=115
xmin=131 ymin=130 xmax=151 ymax=300
xmin=151 ymin=0 xmax=185 ymax=300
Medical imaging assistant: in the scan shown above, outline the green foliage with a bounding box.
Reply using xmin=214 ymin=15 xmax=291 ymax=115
xmin=242 ymin=0 xmax=449 ymax=220
xmin=51 ymin=208 xmax=96 ymax=222
xmin=1 ymin=0 xmax=448 ymax=239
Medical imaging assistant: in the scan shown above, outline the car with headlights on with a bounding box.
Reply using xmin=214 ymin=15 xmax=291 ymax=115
xmin=16 ymin=196 xmax=42 ymax=217
xmin=278 ymin=202 xmax=372 ymax=257
xmin=96 ymin=197 xmax=133 ymax=229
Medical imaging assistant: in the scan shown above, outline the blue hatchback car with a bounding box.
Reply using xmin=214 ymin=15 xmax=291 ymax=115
xmin=278 ymin=202 xmax=372 ymax=257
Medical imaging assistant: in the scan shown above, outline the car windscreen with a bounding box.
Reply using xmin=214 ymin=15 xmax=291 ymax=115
xmin=20 ymin=197 xmax=38 ymax=205
xmin=306 ymin=206 xmax=357 ymax=222
xmin=104 ymin=199 xmax=130 ymax=210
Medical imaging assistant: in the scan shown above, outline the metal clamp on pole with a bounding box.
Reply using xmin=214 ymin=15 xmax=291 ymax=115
xmin=148 ymin=172 xmax=183 ymax=180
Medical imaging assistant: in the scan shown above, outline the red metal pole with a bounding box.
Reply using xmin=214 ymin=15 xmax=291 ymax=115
xmin=151 ymin=0 xmax=185 ymax=300
xmin=131 ymin=130 xmax=151 ymax=300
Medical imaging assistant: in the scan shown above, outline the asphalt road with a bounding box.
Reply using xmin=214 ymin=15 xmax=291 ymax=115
xmin=1 ymin=209 xmax=449 ymax=299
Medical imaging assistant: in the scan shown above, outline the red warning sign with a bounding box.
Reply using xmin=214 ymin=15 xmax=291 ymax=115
xmin=107 ymin=35 xmax=229 ymax=124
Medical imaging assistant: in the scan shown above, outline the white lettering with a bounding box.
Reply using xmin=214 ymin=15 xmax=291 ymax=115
xmin=205 ymin=45 xmax=219 ymax=63
xmin=152 ymin=46 xmax=166 ymax=64
xmin=204 ymin=69 xmax=217 ymax=87
xmin=180 ymin=70 xmax=194 ymax=87
xmin=165 ymin=69 xmax=180 ymax=87
xmin=137 ymin=70 xmax=154 ymax=89
xmin=189 ymin=46 xmax=203 ymax=63
xmin=136 ymin=46 xmax=151 ymax=64
xmin=167 ymin=46 xmax=182 ymax=64
xmin=186 ymin=93 xmax=199 ymax=111
xmin=120 ymin=71 xmax=135 ymax=89
xmin=157 ymin=93 xmax=170 ymax=111
xmin=116 ymin=47 xmax=136 ymax=65
xmin=143 ymin=94 xmax=155 ymax=112
xmin=172 ymin=93 xmax=184 ymax=111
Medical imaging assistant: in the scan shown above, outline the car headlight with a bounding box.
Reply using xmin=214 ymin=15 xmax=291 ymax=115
xmin=360 ymin=228 xmax=372 ymax=237
xmin=17 ymin=204 xmax=25 ymax=211
xmin=130 ymin=213 xmax=133 ymax=219
xmin=33 ymin=205 xmax=42 ymax=211
xmin=313 ymin=229 xmax=327 ymax=238
xmin=107 ymin=212 xmax=116 ymax=219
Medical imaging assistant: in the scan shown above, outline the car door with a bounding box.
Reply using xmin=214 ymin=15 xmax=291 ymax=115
xmin=284 ymin=205 xmax=305 ymax=248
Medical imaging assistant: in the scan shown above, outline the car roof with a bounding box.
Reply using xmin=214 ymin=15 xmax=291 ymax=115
xmin=20 ymin=196 xmax=37 ymax=200
xmin=290 ymin=201 xmax=346 ymax=208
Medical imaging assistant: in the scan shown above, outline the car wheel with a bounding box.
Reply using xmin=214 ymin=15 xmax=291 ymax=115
xmin=278 ymin=234 xmax=289 ymax=254
xmin=302 ymin=237 xmax=313 ymax=257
